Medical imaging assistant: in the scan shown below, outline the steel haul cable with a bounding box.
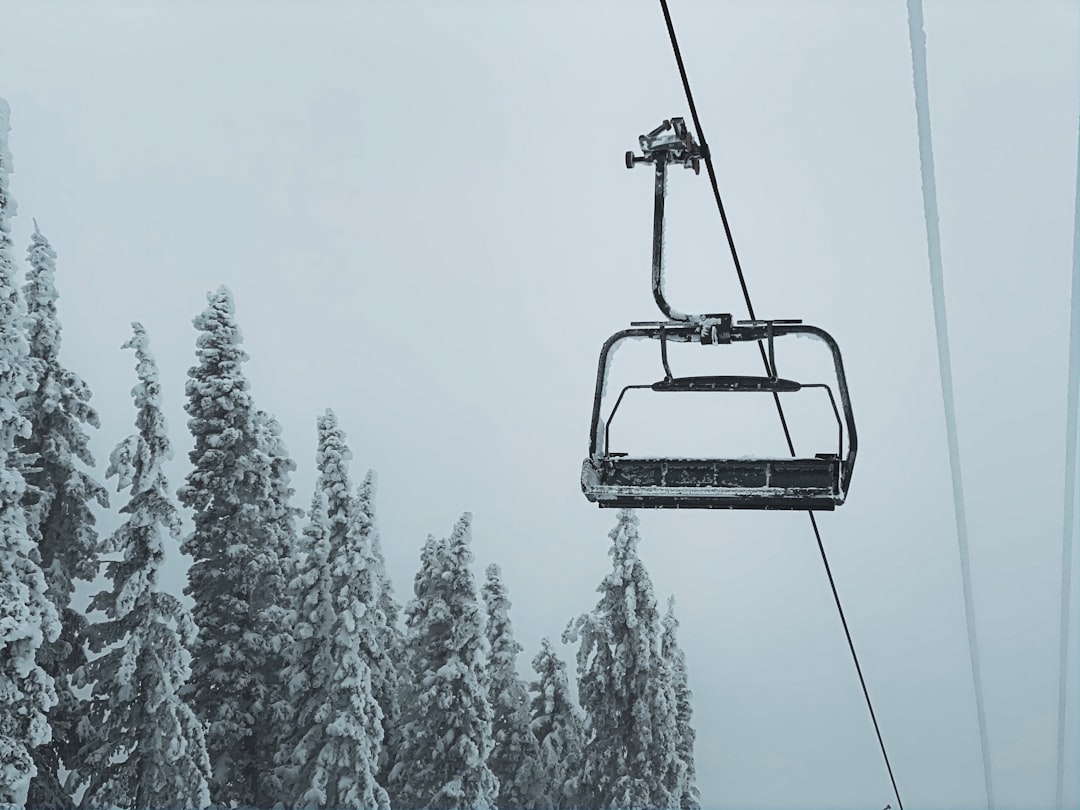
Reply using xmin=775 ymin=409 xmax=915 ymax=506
xmin=655 ymin=2 xmax=904 ymax=808
xmin=905 ymin=1 xmax=995 ymax=806
xmin=1055 ymin=74 xmax=1080 ymax=810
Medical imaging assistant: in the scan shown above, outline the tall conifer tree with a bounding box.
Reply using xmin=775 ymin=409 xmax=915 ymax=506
xmin=397 ymin=515 xmax=498 ymax=810
xmin=528 ymin=637 xmax=584 ymax=810
xmin=661 ymin=596 xmax=699 ymax=810
xmin=388 ymin=531 xmax=445 ymax=805
xmin=76 ymin=323 xmax=210 ymax=809
xmin=276 ymin=492 xmax=334 ymax=799
xmin=178 ymin=286 xmax=292 ymax=806
xmin=0 ymin=95 xmax=59 ymax=810
xmin=355 ymin=470 xmax=403 ymax=793
xmin=282 ymin=411 xmax=388 ymax=809
xmin=482 ymin=563 xmax=542 ymax=809
xmin=564 ymin=509 xmax=678 ymax=810
xmin=18 ymin=224 xmax=108 ymax=807
xmin=251 ymin=408 xmax=300 ymax=798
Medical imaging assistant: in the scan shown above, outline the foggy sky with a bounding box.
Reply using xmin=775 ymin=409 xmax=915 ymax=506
xmin=1 ymin=2 xmax=1077 ymax=808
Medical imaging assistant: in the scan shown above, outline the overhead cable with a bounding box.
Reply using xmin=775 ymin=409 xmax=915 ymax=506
xmin=905 ymin=1 xmax=995 ymax=806
xmin=1055 ymin=81 xmax=1080 ymax=810
xmin=656 ymin=2 xmax=903 ymax=807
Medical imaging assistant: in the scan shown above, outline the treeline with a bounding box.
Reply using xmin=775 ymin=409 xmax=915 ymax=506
xmin=0 ymin=98 xmax=699 ymax=810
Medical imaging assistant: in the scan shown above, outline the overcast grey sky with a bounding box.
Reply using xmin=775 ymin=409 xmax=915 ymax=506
xmin=1 ymin=1 xmax=1077 ymax=808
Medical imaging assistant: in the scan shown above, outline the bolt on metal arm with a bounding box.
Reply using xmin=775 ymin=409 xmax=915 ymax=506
xmin=625 ymin=118 xmax=705 ymax=322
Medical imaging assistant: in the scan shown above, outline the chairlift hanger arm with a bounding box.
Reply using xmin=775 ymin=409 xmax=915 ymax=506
xmin=626 ymin=117 xmax=704 ymax=322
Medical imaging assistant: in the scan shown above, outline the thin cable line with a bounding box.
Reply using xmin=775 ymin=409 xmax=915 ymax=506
xmin=810 ymin=511 xmax=903 ymax=810
xmin=657 ymin=0 xmax=755 ymax=321
xmin=656 ymin=2 xmax=903 ymax=807
xmin=905 ymin=1 xmax=994 ymax=806
xmin=1054 ymin=81 xmax=1080 ymax=810
xmin=656 ymin=0 xmax=798 ymax=451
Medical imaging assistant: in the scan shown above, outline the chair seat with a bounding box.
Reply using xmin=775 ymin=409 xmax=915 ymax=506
xmin=581 ymin=456 xmax=841 ymax=510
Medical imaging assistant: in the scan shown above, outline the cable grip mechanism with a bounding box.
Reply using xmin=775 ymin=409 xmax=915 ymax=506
xmin=625 ymin=117 xmax=704 ymax=174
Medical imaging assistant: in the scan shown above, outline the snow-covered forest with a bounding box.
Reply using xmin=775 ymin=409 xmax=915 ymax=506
xmin=0 ymin=96 xmax=698 ymax=810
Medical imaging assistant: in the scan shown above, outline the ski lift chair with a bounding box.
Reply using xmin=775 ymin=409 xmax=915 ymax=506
xmin=579 ymin=117 xmax=858 ymax=510
xmin=581 ymin=316 xmax=857 ymax=510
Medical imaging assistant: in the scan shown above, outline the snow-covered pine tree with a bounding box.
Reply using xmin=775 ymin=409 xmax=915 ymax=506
xmin=359 ymin=472 xmax=400 ymax=634
xmin=284 ymin=411 xmax=388 ymax=810
xmin=75 ymin=322 xmax=211 ymax=810
xmin=396 ymin=515 xmax=499 ymax=810
xmin=661 ymin=596 xmax=700 ymax=810
xmin=0 ymin=94 xmax=60 ymax=810
xmin=355 ymin=470 xmax=403 ymax=793
xmin=251 ymin=408 xmax=301 ymax=800
xmin=528 ymin=637 xmax=584 ymax=810
xmin=18 ymin=224 xmax=109 ymax=808
xmin=388 ymin=531 xmax=444 ymax=805
xmin=177 ymin=285 xmax=292 ymax=806
xmin=482 ymin=563 xmax=542 ymax=809
xmin=563 ymin=509 xmax=678 ymax=810
xmin=275 ymin=491 xmax=334 ymax=799
xmin=402 ymin=533 xmax=445 ymax=660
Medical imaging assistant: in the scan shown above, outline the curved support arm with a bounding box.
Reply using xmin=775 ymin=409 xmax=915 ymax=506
xmin=627 ymin=117 xmax=708 ymax=322
xmin=651 ymin=160 xmax=688 ymax=321
xmin=649 ymin=160 xmax=703 ymax=322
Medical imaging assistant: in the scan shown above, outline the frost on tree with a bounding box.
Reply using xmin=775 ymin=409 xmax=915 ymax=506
xmin=387 ymin=531 xmax=441 ymax=805
xmin=177 ymin=286 xmax=294 ymax=807
xmin=279 ymin=411 xmax=388 ymax=809
xmin=396 ymin=515 xmax=499 ymax=810
xmin=18 ymin=224 xmax=108 ymax=808
xmin=0 ymin=95 xmax=59 ymax=809
xmin=276 ymin=491 xmax=334 ymax=800
xmin=387 ymin=529 xmax=445 ymax=806
xmin=356 ymin=469 xmax=403 ymax=794
xmin=564 ymin=509 xmax=679 ymax=810
xmin=251 ymin=407 xmax=301 ymax=799
xmin=482 ymin=563 xmax=543 ymax=809
xmin=75 ymin=323 xmax=211 ymax=810
xmin=662 ymin=596 xmax=700 ymax=810
xmin=528 ymin=637 xmax=585 ymax=810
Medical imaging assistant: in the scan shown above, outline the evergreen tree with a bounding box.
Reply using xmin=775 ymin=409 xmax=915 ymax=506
xmin=563 ymin=509 xmax=678 ymax=810
xmin=397 ymin=514 xmax=499 ymax=810
xmin=528 ymin=637 xmax=584 ymax=810
xmin=482 ymin=563 xmax=542 ymax=809
xmin=178 ymin=285 xmax=291 ymax=806
xmin=361 ymin=473 xmax=400 ymax=633
xmin=388 ymin=531 xmax=444 ymax=805
xmin=0 ymin=94 xmax=59 ymax=810
xmin=356 ymin=470 xmax=403 ymax=794
xmin=283 ymin=411 xmax=388 ymax=809
xmin=661 ymin=597 xmax=700 ymax=810
xmin=251 ymin=408 xmax=301 ymax=800
xmin=76 ymin=323 xmax=211 ymax=809
xmin=276 ymin=491 xmax=334 ymax=800
xmin=18 ymin=224 xmax=109 ymax=807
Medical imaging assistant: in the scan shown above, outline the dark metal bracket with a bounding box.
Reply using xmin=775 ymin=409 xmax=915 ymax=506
xmin=625 ymin=117 xmax=705 ymax=322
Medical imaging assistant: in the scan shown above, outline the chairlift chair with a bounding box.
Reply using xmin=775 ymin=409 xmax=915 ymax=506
xmin=580 ymin=119 xmax=858 ymax=510
xmin=580 ymin=317 xmax=857 ymax=510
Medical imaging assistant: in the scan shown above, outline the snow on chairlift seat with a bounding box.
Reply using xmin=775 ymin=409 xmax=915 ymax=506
xmin=580 ymin=454 xmax=843 ymax=511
